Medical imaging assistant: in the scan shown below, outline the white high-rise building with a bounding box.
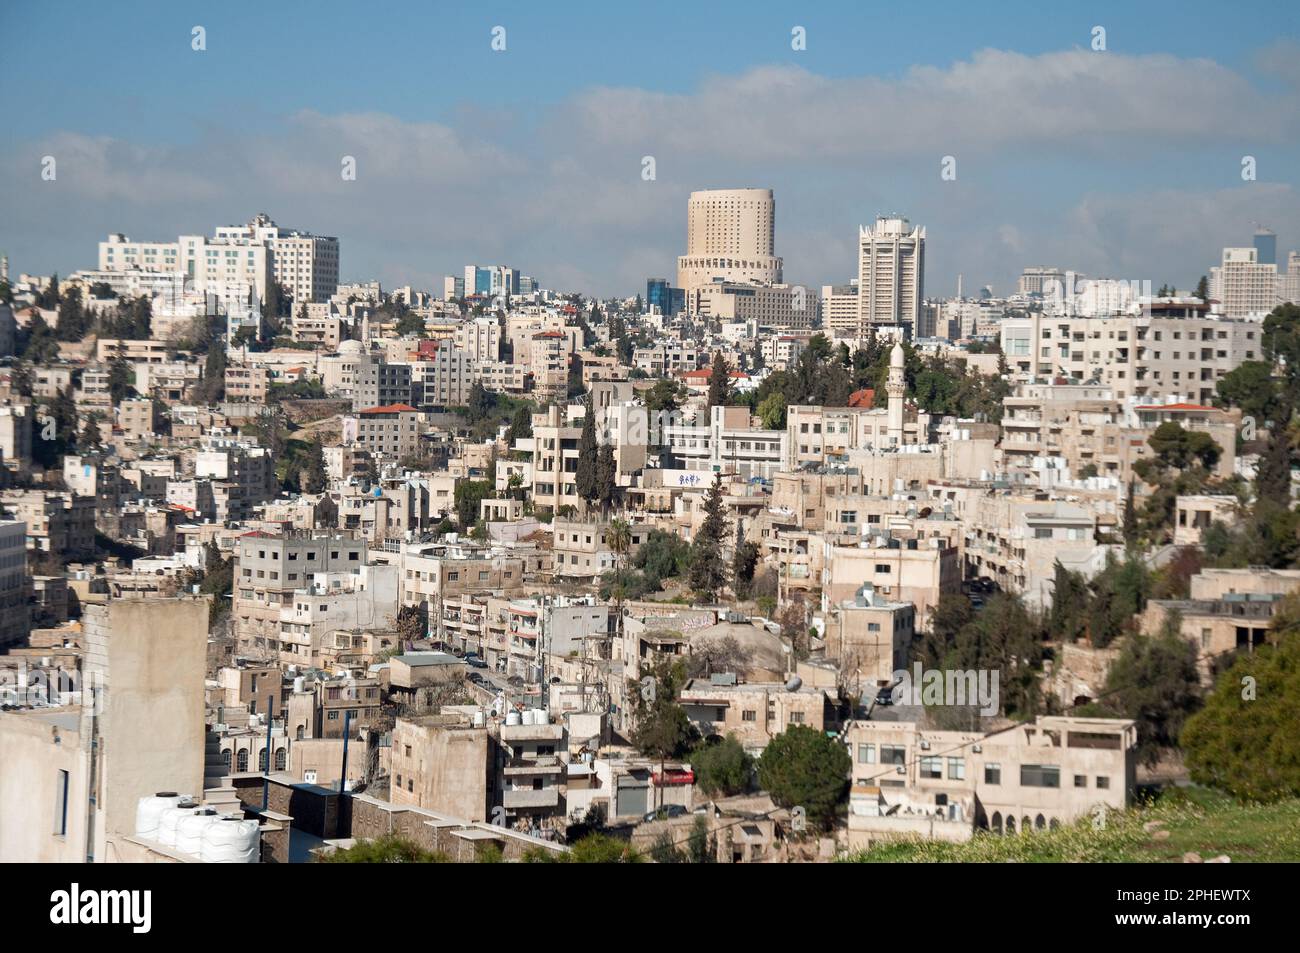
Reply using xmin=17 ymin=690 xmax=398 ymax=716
xmin=98 ymin=213 xmax=339 ymax=312
xmin=1210 ymin=247 xmax=1277 ymax=319
xmin=676 ymin=188 xmax=782 ymax=294
xmin=857 ymin=216 xmax=925 ymax=333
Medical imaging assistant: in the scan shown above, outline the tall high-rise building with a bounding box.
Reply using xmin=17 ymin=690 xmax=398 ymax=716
xmin=1018 ymin=266 xmax=1067 ymax=297
xmin=857 ymin=216 xmax=925 ymax=333
xmin=1210 ymin=247 xmax=1276 ymax=319
xmin=1254 ymin=227 xmax=1277 ymax=267
xmin=676 ymin=188 xmax=782 ymax=294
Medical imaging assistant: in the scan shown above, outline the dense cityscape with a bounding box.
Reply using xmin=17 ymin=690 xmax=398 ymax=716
xmin=0 ymin=4 xmax=1295 ymax=918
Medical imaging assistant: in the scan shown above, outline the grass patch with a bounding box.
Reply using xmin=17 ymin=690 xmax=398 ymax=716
xmin=843 ymin=786 xmax=1300 ymax=863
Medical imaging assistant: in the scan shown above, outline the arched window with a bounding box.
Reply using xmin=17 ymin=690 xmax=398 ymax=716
xmin=1005 ymin=816 xmax=1016 ymax=834
xmin=991 ymin=812 xmax=1002 ymax=834
xmin=236 ymin=749 xmax=249 ymax=772
xmin=258 ymin=748 xmax=268 ymax=771
xmin=1035 ymin=814 xmax=1046 ymax=831
xmin=1022 ymin=815 xmax=1032 ymax=833
xmin=274 ymin=748 xmax=287 ymax=770
xmin=1049 ymin=818 xmax=1060 ymax=831
xmin=222 ymin=749 xmax=232 ymax=771
xmin=296 ymin=725 xmax=305 ymax=741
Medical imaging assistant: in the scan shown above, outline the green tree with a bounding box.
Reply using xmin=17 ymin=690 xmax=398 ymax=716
xmin=686 ymin=814 xmax=715 ymax=864
xmin=757 ymin=391 xmax=787 ymax=430
xmin=706 ymin=352 xmax=731 ymax=408
xmin=1255 ymin=421 xmax=1293 ymax=508
xmin=575 ymin=397 xmax=599 ymax=505
xmin=1047 ymin=560 xmax=1089 ymax=643
xmin=1098 ymin=611 xmax=1202 ymax=767
xmin=300 ymin=437 xmax=327 ymax=494
xmin=731 ymin=522 xmax=759 ymax=599
xmin=630 ymin=657 xmax=697 ymax=762
xmin=645 ymin=377 xmax=686 ymax=415
xmin=1182 ymin=603 xmax=1300 ymax=802
xmin=1216 ymin=361 xmax=1280 ymax=423
xmin=756 ymin=725 xmax=851 ymax=831
xmin=595 ymin=442 xmax=617 ymax=509
xmin=453 ymin=478 xmax=493 ymax=529
xmin=108 ymin=352 xmax=136 ymax=404
xmin=692 ymin=734 xmax=753 ymax=797
xmin=317 ymin=835 xmax=449 ymax=863
xmin=687 ymin=476 xmax=729 ymax=601
xmin=567 ymin=833 xmax=643 ymax=863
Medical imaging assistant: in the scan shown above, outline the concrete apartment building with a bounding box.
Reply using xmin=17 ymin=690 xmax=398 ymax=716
xmin=390 ymin=715 xmax=497 ymax=822
xmin=116 ymin=397 xmax=161 ymax=439
xmin=0 ymin=402 xmax=33 ymax=474
xmin=410 ymin=345 xmax=474 ymax=407
xmin=352 ymin=361 xmax=413 ymax=411
xmin=399 ymin=544 xmax=528 ymax=634
xmin=676 ymin=188 xmax=782 ymax=295
xmin=454 ymin=316 xmax=502 ymax=362
xmin=225 ymin=364 xmax=270 ymax=402
xmin=551 ymin=518 xmax=651 ymax=580
xmin=1000 ymin=300 xmax=1260 ymax=404
xmin=964 ymin=499 xmax=1107 ymax=608
xmin=517 ymin=404 xmax=582 ymax=514
xmin=277 ymin=563 xmax=400 ymax=662
xmin=857 ymin=216 xmax=925 ymax=333
xmin=1 ymin=490 xmax=95 ymax=559
xmin=1141 ymin=567 xmax=1300 ymax=685
xmin=678 ymin=677 xmax=830 ymax=752
xmin=823 ymin=583 xmax=915 ymax=696
xmin=823 ymin=538 xmax=960 ymax=630
xmin=662 ymin=404 xmax=787 ymax=481
xmin=342 ymin=403 xmax=424 ymax=461
xmin=687 ymin=281 xmax=816 ymax=329
xmin=844 ymin=715 xmax=1137 ymax=847
xmin=234 ymin=530 xmax=368 ymax=662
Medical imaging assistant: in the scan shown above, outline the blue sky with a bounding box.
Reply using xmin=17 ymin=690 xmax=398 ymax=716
xmin=2 ymin=0 xmax=1298 ymax=297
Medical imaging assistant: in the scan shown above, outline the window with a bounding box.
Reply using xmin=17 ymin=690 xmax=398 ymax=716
xmin=984 ymin=763 xmax=1001 ymax=785
xmin=880 ymin=745 xmax=906 ymax=766
xmin=1074 ymin=774 xmax=1087 ymax=788
xmin=857 ymin=744 xmax=876 ymax=764
xmin=54 ymin=770 xmax=69 ymax=836
xmin=1020 ymin=764 xmax=1061 ymax=788
xmin=789 ymin=712 xmax=805 ymax=724
xmin=1096 ymin=776 xmax=1110 ymax=789
xmin=947 ymin=757 xmax=965 ymax=780
xmin=920 ymin=756 xmax=942 ymax=779
xmin=742 ymin=710 xmax=756 ymax=722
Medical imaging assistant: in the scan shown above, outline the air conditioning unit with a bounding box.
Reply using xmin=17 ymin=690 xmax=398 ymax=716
xmin=919 ymin=740 xmax=930 ymax=750
xmin=972 ymin=744 xmax=982 ymax=753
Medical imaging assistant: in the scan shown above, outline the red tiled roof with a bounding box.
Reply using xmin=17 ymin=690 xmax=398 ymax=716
xmin=358 ymin=403 xmax=418 ymax=414
xmin=848 ymin=388 xmax=876 ymax=408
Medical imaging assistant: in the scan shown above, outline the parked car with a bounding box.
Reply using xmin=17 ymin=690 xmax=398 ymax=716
xmin=643 ymin=804 xmax=689 ymax=822
xmin=506 ymin=675 xmax=525 ymax=686
xmin=875 ymin=685 xmax=896 ymax=706
xmin=467 ymin=656 xmax=488 ymax=669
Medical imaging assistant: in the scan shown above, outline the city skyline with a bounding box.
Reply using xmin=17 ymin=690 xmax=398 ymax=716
xmin=2 ymin=0 xmax=1298 ymax=298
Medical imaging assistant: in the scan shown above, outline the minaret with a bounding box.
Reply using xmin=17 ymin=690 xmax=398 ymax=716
xmin=887 ymin=340 xmax=905 ymax=446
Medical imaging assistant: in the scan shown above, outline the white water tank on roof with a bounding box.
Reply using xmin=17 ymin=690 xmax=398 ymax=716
xmin=175 ymin=810 xmax=219 ymax=855
xmin=522 ymin=709 xmax=535 ymax=726
xmin=157 ymin=805 xmax=199 ymax=848
xmin=200 ymin=817 xmax=260 ymax=863
xmin=135 ymin=792 xmax=183 ymax=840
xmin=534 ymin=709 xmax=549 ymax=725
xmin=506 ymin=710 xmax=521 ymax=726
